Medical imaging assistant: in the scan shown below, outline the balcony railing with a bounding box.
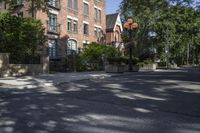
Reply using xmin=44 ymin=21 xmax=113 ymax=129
xmin=47 ymin=21 xmax=60 ymax=34
xmin=48 ymin=0 xmax=60 ymax=10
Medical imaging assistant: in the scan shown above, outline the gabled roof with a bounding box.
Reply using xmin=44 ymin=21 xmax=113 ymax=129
xmin=106 ymin=13 xmax=119 ymax=32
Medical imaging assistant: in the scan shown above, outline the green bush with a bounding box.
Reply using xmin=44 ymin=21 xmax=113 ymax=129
xmin=80 ymin=42 xmax=121 ymax=61
xmin=137 ymin=59 xmax=155 ymax=67
xmin=0 ymin=12 xmax=46 ymax=63
xmin=79 ymin=42 xmax=121 ymax=71
xmin=75 ymin=56 xmax=88 ymax=72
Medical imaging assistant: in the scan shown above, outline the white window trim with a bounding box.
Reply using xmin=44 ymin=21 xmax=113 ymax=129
xmin=83 ymin=21 xmax=89 ymax=24
xmin=83 ymin=0 xmax=89 ymax=5
xmin=49 ymin=9 xmax=59 ymax=15
xmin=67 ymin=15 xmax=73 ymax=19
xmin=68 ymin=38 xmax=79 ymax=45
xmin=94 ymin=25 xmax=102 ymax=29
xmin=83 ymin=40 xmax=90 ymax=44
xmin=73 ymin=17 xmax=78 ymax=21
xmin=94 ymin=6 xmax=101 ymax=11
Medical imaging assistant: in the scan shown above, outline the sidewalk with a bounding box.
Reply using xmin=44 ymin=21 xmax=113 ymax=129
xmin=0 ymin=71 xmax=120 ymax=89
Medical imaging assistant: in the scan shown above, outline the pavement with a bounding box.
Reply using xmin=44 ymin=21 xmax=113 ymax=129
xmin=0 ymin=66 xmax=199 ymax=89
xmin=0 ymin=69 xmax=200 ymax=133
xmin=0 ymin=71 xmax=119 ymax=90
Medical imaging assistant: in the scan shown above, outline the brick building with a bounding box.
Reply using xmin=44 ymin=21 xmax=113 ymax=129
xmin=106 ymin=13 xmax=123 ymax=48
xmin=0 ymin=0 xmax=106 ymax=59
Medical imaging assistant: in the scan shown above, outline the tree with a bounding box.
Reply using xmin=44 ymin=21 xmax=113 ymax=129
xmin=0 ymin=12 xmax=46 ymax=63
xmin=120 ymin=0 xmax=169 ymax=58
xmin=0 ymin=0 xmax=49 ymax=18
xmin=120 ymin=0 xmax=200 ymax=65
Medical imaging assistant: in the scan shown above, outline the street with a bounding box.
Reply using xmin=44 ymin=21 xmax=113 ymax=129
xmin=0 ymin=71 xmax=200 ymax=133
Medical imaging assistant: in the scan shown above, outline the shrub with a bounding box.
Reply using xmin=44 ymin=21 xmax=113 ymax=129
xmin=0 ymin=12 xmax=46 ymax=63
xmin=80 ymin=42 xmax=121 ymax=71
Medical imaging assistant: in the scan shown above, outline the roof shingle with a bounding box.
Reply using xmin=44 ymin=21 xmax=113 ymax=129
xmin=106 ymin=13 xmax=119 ymax=32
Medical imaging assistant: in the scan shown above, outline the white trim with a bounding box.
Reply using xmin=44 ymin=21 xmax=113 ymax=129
xmin=83 ymin=40 xmax=90 ymax=44
xmin=67 ymin=16 xmax=73 ymax=19
xmin=114 ymin=14 xmax=123 ymax=32
xmin=94 ymin=25 xmax=102 ymax=29
xmin=73 ymin=17 xmax=78 ymax=21
xmin=94 ymin=5 xmax=102 ymax=10
xmin=83 ymin=0 xmax=89 ymax=4
xmin=83 ymin=21 xmax=89 ymax=24
xmin=68 ymin=38 xmax=79 ymax=45
xmin=49 ymin=9 xmax=59 ymax=15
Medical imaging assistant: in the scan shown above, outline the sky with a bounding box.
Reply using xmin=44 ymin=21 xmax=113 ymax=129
xmin=106 ymin=0 xmax=123 ymax=14
xmin=106 ymin=0 xmax=199 ymax=14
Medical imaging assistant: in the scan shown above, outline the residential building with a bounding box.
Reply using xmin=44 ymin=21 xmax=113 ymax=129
xmin=0 ymin=0 xmax=106 ymax=59
xmin=106 ymin=13 xmax=123 ymax=49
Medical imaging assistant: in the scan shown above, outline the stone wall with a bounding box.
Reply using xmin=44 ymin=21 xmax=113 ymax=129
xmin=0 ymin=53 xmax=49 ymax=77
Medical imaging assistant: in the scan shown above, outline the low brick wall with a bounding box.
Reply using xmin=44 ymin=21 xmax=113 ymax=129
xmin=0 ymin=53 xmax=49 ymax=77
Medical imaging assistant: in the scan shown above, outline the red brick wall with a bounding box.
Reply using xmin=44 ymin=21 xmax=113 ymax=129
xmin=0 ymin=0 xmax=106 ymax=58
xmin=106 ymin=25 xmax=122 ymax=44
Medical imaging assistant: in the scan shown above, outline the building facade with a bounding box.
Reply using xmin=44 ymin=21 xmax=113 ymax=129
xmin=0 ymin=0 xmax=106 ymax=60
xmin=106 ymin=13 xmax=123 ymax=49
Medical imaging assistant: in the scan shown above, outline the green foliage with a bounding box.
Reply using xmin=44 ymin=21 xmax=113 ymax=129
xmin=75 ymin=56 xmax=88 ymax=72
xmin=80 ymin=42 xmax=121 ymax=62
xmin=1 ymin=0 xmax=49 ymax=17
xmin=78 ymin=42 xmax=121 ymax=71
xmin=107 ymin=56 xmax=139 ymax=65
xmin=137 ymin=59 xmax=155 ymax=67
xmin=0 ymin=12 xmax=46 ymax=63
xmin=120 ymin=0 xmax=200 ymax=65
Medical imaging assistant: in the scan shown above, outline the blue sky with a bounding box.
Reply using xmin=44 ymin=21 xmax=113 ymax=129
xmin=106 ymin=0 xmax=122 ymax=14
xmin=106 ymin=0 xmax=199 ymax=14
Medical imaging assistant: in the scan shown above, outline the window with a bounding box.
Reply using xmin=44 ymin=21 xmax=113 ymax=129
xmin=49 ymin=0 xmax=55 ymax=7
xmin=94 ymin=8 xmax=101 ymax=22
xmin=115 ymin=31 xmax=120 ymax=42
xmin=95 ymin=8 xmax=98 ymax=19
xmin=74 ymin=0 xmax=78 ymax=11
xmin=67 ymin=39 xmax=78 ymax=55
xmin=94 ymin=27 xmax=98 ymax=37
xmin=17 ymin=12 xmax=23 ymax=17
xmin=98 ymin=28 xmax=102 ymax=38
xmin=83 ymin=23 xmax=89 ymax=35
xmin=68 ymin=0 xmax=73 ymax=9
xmin=48 ymin=39 xmax=57 ymax=58
xmin=49 ymin=13 xmax=57 ymax=32
xmin=17 ymin=0 xmax=24 ymax=5
xmin=98 ymin=9 xmax=101 ymax=22
xmin=67 ymin=18 xmax=72 ymax=32
xmin=73 ymin=20 xmax=78 ymax=33
xmin=83 ymin=2 xmax=89 ymax=15
xmin=68 ymin=0 xmax=78 ymax=10
xmin=49 ymin=0 xmax=59 ymax=8
xmin=94 ymin=27 xmax=102 ymax=38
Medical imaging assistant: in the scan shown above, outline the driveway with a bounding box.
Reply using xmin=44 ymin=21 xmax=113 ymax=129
xmin=0 ymin=71 xmax=200 ymax=133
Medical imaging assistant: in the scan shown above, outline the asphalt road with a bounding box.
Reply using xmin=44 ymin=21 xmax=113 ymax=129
xmin=0 ymin=71 xmax=200 ymax=133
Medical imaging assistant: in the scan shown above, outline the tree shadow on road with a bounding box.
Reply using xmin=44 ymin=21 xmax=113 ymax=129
xmin=0 ymin=71 xmax=200 ymax=133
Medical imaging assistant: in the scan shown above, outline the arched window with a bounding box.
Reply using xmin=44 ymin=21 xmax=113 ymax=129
xmin=67 ymin=39 xmax=78 ymax=55
xmin=48 ymin=39 xmax=57 ymax=58
xmin=115 ymin=31 xmax=120 ymax=42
